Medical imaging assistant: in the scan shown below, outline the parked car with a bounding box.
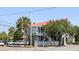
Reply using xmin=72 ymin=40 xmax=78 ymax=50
xmin=0 ymin=41 xmax=4 ymax=46
xmin=7 ymin=41 xmax=25 ymax=47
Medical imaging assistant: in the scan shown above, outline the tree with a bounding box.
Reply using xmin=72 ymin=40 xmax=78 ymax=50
xmin=8 ymin=27 xmax=15 ymax=41
xmin=0 ymin=32 xmax=8 ymax=41
xmin=14 ymin=29 xmax=23 ymax=41
xmin=67 ymin=25 xmax=76 ymax=35
xmin=73 ymin=26 xmax=79 ymax=42
xmin=43 ymin=18 xmax=76 ymax=45
xmin=16 ymin=16 xmax=31 ymax=46
xmin=43 ymin=18 xmax=71 ymax=38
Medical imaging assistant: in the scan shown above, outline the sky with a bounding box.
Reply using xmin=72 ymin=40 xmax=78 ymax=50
xmin=0 ymin=7 xmax=78 ymax=33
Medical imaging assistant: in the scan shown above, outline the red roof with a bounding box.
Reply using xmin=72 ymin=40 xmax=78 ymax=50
xmin=32 ymin=21 xmax=48 ymax=27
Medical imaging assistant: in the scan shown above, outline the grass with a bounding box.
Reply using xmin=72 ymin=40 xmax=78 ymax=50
xmin=72 ymin=42 xmax=79 ymax=45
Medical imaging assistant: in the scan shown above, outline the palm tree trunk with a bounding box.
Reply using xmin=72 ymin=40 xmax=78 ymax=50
xmin=22 ymin=29 xmax=27 ymax=47
xmin=25 ymin=38 xmax=27 ymax=47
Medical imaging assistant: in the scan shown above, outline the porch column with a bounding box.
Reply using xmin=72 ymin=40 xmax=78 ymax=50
xmin=62 ymin=34 xmax=67 ymax=46
xmin=72 ymin=34 xmax=75 ymax=43
xmin=63 ymin=34 xmax=67 ymax=46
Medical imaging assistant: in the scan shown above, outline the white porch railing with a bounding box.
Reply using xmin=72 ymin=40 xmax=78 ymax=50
xmin=34 ymin=40 xmax=59 ymax=47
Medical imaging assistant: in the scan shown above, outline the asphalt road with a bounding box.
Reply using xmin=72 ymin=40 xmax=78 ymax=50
xmin=0 ymin=45 xmax=79 ymax=51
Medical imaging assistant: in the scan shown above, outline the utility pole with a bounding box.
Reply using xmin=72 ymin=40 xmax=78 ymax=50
xmin=30 ymin=22 xmax=32 ymax=46
xmin=0 ymin=24 xmax=1 ymax=32
xmin=0 ymin=24 xmax=1 ymax=33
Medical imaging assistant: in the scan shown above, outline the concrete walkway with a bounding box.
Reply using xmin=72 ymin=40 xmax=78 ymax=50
xmin=0 ymin=45 xmax=79 ymax=51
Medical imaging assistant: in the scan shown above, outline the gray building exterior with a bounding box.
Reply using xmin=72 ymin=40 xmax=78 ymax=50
xmin=32 ymin=22 xmax=59 ymax=47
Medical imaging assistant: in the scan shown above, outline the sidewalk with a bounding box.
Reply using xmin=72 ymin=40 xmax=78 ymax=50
xmin=34 ymin=45 xmax=79 ymax=51
xmin=0 ymin=45 xmax=79 ymax=51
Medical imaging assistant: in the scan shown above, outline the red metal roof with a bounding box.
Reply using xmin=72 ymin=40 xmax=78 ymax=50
xmin=32 ymin=21 xmax=48 ymax=27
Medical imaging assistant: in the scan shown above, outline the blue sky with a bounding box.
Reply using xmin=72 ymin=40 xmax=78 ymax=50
xmin=0 ymin=7 xmax=78 ymax=33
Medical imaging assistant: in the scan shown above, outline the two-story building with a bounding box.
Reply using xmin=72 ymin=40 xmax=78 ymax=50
xmin=32 ymin=22 xmax=59 ymax=47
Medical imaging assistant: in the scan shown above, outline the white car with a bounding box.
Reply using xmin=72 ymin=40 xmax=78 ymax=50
xmin=7 ymin=41 xmax=25 ymax=47
xmin=0 ymin=42 xmax=4 ymax=46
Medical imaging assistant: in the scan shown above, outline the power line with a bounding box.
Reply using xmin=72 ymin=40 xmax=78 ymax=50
xmin=0 ymin=20 xmax=16 ymax=28
xmin=0 ymin=7 xmax=56 ymax=16
xmin=0 ymin=20 xmax=15 ymax=26
xmin=0 ymin=23 xmax=16 ymax=27
xmin=0 ymin=7 xmax=56 ymax=27
xmin=0 ymin=7 xmax=56 ymax=29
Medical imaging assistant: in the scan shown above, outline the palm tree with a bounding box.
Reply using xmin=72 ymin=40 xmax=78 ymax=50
xmin=8 ymin=27 xmax=15 ymax=41
xmin=16 ymin=16 xmax=31 ymax=47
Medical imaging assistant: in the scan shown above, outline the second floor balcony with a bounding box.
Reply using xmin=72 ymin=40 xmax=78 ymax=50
xmin=32 ymin=27 xmax=44 ymax=36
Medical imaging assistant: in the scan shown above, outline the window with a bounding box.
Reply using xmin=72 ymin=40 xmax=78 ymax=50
xmin=38 ymin=27 xmax=41 ymax=33
xmin=32 ymin=27 xmax=36 ymax=34
xmin=41 ymin=27 xmax=44 ymax=33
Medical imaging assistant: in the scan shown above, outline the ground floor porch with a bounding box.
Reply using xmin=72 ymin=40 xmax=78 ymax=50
xmin=32 ymin=34 xmax=76 ymax=47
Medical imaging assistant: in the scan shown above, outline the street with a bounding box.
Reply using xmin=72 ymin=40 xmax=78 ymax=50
xmin=0 ymin=45 xmax=79 ymax=51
